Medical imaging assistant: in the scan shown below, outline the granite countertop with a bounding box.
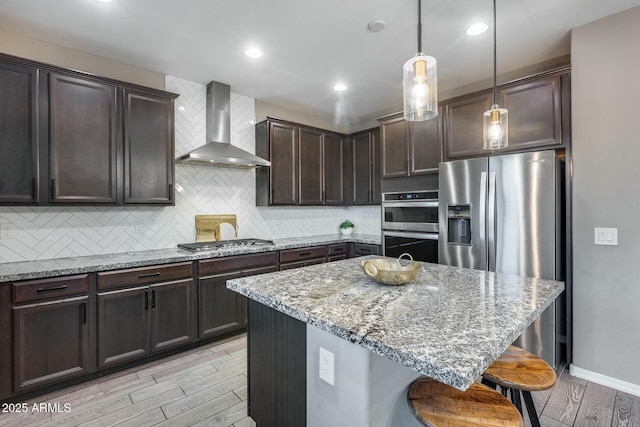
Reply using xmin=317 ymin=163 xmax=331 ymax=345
xmin=227 ymin=257 xmax=564 ymax=391
xmin=0 ymin=234 xmax=380 ymax=283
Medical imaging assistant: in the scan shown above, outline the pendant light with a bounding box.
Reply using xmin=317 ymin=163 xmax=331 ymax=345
xmin=483 ymin=0 xmax=508 ymax=149
xmin=403 ymin=0 xmax=437 ymax=121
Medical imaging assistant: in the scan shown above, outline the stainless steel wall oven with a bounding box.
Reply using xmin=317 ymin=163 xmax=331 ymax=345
xmin=382 ymin=191 xmax=438 ymax=263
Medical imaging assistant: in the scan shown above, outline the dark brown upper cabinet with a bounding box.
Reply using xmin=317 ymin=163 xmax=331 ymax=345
xmin=499 ymin=75 xmax=562 ymax=151
xmin=380 ymin=113 xmax=441 ymax=178
xmin=256 ymin=119 xmax=346 ymax=206
xmin=123 ymin=89 xmax=175 ymax=204
xmin=322 ymin=133 xmax=345 ymax=205
xmin=0 ymin=53 xmax=177 ymax=206
xmin=299 ymin=127 xmax=324 ymax=205
xmin=0 ymin=61 xmax=39 ymax=204
xmin=443 ymin=92 xmax=494 ymax=160
xmin=49 ymin=73 xmax=119 ymax=204
xmin=351 ymin=129 xmax=381 ymax=205
xmin=443 ymin=69 xmax=568 ymax=160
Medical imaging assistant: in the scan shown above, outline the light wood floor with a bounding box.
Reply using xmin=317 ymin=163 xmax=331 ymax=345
xmin=1 ymin=335 xmax=638 ymax=426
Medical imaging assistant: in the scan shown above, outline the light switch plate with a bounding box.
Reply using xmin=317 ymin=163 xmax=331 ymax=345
xmin=594 ymin=227 xmax=618 ymax=246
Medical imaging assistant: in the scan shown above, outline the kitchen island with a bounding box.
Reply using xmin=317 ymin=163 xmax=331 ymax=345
xmin=227 ymin=256 xmax=565 ymax=427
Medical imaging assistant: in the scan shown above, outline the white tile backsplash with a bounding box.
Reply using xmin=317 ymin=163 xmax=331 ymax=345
xmin=0 ymin=76 xmax=380 ymax=262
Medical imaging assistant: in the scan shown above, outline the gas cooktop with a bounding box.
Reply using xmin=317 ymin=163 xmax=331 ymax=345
xmin=177 ymin=239 xmax=275 ymax=252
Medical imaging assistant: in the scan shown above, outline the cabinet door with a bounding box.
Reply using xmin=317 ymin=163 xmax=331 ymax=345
xmin=97 ymin=286 xmax=149 ymax=368
xmin=49 ymin=73 xmax=118 ymax=204
xmin=198 ymin=272 xmax=243 ymax=339
xmin=410 ymin=117 xmax=440 ymax=175
xmin=443 ymin=92 xmax=493 ymax=160
xmin=323 ymin=133 xmax=344 ymax=205
xmin=150 ymin=279 xmax=196 ymax=352
xmin=270 ymin=122 xmax=298 ymax=205
xmin=0 ymin=284 xmax=10 ymax=400
xmin=13 ymin=296 xmax=90 ymax=393
xmin=499 ymin=75 xmax=562 ymax=151
xmin=370 ymin=129 xmax=382 ymax=204
xmin=352 ymin=133 xmax=372 ymax=205
xmin=298 ymin=127 xmax=323 ymax=205
xmin=381 ymin=117 xmax=409 ymax=178
xmin=123 ymin=89 xmax=175 ymax=204
xmin=0 ymin=61 xmax=39 ymax=204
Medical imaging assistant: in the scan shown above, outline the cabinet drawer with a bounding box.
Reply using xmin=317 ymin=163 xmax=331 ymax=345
xmin=280 ymin=246 xmax=326 ymax=263
xmin=12 ymin=274 xmax=89 ymax=303
xmin=353 ymin=243 xmax=380 ymax=256
xmin=327 ymin=243 xmax=347 ymax=256
xmin=97 ymin=262 xmax=192 ymax=291
xmin=199 ymin=252 xmax=278 ymax=276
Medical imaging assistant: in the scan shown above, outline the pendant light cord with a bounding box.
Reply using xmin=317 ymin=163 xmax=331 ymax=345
xmin=417 ymin=0 xmax=422 ymax=53
xmin=492 ymin=0 xmax=497 ymax=105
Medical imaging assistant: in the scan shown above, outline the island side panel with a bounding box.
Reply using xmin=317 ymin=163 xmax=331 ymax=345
xmin=248 ymin=299 xmax=307 ymax=426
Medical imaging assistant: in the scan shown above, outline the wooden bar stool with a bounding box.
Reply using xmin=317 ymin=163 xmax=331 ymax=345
xmin=407 ymin=376 xmax=523 ymax=427
xmin=482 ymin=346 xmax=557 ymax=427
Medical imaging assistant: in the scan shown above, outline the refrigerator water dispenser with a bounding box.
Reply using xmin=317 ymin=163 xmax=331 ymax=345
xmin=447 ymin=205 xmax=471 ymax=245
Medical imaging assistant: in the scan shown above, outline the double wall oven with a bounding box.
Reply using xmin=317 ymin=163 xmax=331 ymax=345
xmin=382 ymin=191 xmax=439 ymax=263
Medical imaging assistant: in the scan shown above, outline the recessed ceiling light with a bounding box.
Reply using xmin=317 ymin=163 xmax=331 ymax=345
xmin=334 ymin=83 xmax=347 ymax=91
xmin=367 ymin=20 xmax=386 ymax=32
xmin=466 ymin=23 xmax=488 ymax=36
xmin=245 ymin=48 xmax=263 ymax=59
xmin=96 ymin=0 xmax=112 ymax=3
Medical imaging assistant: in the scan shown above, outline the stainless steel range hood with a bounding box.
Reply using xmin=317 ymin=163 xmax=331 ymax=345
xmin=175 ymin=81 xmax=271 ymax=168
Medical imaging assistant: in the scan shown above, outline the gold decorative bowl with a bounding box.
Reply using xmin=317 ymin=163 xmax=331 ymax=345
xmin=361 ymin=253 xmax=421 ymax=286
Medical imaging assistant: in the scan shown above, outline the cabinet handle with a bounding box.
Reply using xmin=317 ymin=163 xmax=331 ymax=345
xmin=145 ymin=290 xmax=149 ymax=310
xmin=37 ymin=284 xmax=68 ymax=292
xmin=323 ymin=190 xmax=326 ymax=203
xmin=299 ymin=252 xmax=311 ymax=257
xmin=82 ymin=302 xmax=87 ymax=324
xmin=359 ymin=248 xmax=373 ymax=254
xmin=138 ymin=272 xmax=161 ymax=278
xmin=32 ymin=178 xmax=37 ymax=198
xmin=369 ymin=189 xmax=372 ymax=203
xmin=405 ymin=160 xmax=410 ymax=176
xmin=168 ymin=183 xmax=173 ymax=196
xmin=50 ymin=179 xmax=55 ymax=200
xmin=151 ymin=290 xmax=156 ymax=310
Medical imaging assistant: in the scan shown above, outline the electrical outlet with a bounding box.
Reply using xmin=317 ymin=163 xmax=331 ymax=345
xmin=0 ymin=224 xmax=13 ymax=239
xmin=134 ymin=222 xmax=145 ymax=234
xmin=319 ymin=347 xmax=334 ymax=386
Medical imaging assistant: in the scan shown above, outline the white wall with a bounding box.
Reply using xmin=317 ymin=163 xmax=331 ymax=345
xmin=571 ymin=6 xmax=640 ymax=390
xmin=0 ymin=76 xmax=380 ymax=262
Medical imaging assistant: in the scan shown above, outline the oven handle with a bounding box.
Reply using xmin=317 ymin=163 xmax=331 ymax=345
xmin=383 ymin=231 xmax=439 ymax=240
xmin=382 ymin=201 xmax=439 ymax=208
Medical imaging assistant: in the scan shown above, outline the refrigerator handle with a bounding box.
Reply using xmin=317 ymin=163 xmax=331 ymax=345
xmin=488 ymin=171 xmax=497 ymax=271
xmin=479 ymin=171 xmax=487 ymax=249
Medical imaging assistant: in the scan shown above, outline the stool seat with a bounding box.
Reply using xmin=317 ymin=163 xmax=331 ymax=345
xmin=407 ymin=377 xmax=523 ymax=427
xmin=483 ymin=345 xmax=556 ymax=391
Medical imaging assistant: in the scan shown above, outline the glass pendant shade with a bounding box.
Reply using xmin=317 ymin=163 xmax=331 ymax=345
xmin=483 ymin=104 xmax=508 ymax=150
xmin=403 ymin=53 xmax=438 ymax=121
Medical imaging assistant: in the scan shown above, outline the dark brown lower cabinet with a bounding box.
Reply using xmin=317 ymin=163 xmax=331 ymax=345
xmin=248 ymin=299 xmax=306 ymax=427
xmin=0 ymin=284 xmax=10 ymax=400
xmin=198 ymin=253 xmax=278 ymax=340
xmin=13 ymin=296 xmax=90 ymax=393
xmin=98 ymin=279 xmax=196 ymax=369
xmin=351 ymin=243 xmax=381 ymax=257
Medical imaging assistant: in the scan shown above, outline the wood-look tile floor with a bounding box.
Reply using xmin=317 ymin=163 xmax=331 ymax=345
xmin=1 ymin=334 xmax=639 ymax=426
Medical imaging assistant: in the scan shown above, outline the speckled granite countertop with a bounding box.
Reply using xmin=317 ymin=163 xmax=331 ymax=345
xmin=0 ymin=234 xmax=380 ymax=283
xmin=227 ymin=257 xmax=564 ymax=391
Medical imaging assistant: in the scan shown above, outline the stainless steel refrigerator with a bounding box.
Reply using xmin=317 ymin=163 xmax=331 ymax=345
xmin=438 ymin=150 xmax=564 ymax=370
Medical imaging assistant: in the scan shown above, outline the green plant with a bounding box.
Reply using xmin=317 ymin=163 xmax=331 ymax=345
xmin=339 ymin=220 xmax=354 ymax=229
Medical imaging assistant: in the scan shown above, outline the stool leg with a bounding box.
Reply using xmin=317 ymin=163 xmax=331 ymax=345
xmin=481 ymin=378 xmax=497 ymax=389
xmin=522 ymin=390 xmax=540 ymax=427
xmin=510 ymin=388 xmax=523 ymax=415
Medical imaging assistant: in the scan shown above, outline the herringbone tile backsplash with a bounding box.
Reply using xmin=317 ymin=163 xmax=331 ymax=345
xmin=0 ymin=76 xmax=380 ymax=262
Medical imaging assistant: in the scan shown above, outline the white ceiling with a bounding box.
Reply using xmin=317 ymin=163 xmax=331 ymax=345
xmin=2 ymin=0 xmax=639 ymax=131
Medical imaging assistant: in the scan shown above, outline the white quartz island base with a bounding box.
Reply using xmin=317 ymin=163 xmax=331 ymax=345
xmin=307 ymin=325 xmax=422 ymax=427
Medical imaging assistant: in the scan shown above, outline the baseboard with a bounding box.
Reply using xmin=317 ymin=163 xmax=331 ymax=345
xmin=570 ymin=364 xmax=640 ymax=397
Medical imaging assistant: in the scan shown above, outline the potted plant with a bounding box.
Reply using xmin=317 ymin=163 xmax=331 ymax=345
xmin=339 ymin=220 xmax=354 ymax=235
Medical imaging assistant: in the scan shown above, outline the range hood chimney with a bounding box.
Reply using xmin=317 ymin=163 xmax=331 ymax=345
xmin=175 ymin=81 xmax=271 ymax=168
